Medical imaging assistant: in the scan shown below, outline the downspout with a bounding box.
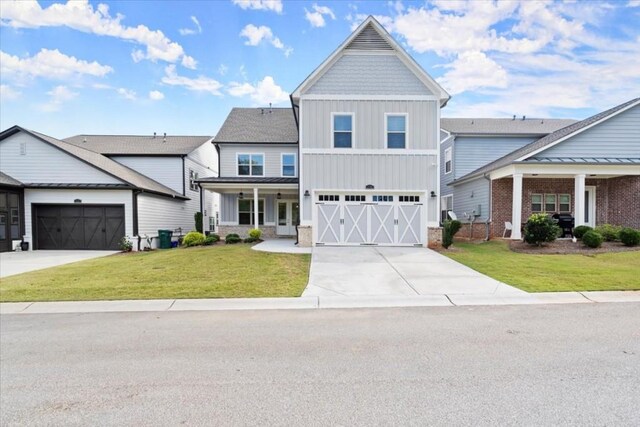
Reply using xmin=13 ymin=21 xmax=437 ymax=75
xmin=483 ymin=173 xmax=492 ymax=241
xmin=290 ymin=94 xmax=301 ymax=245
xmin=132 ymin=189 xmax=141 ymax=251
xmin=181 ymin=156 xmax=186 ymax=196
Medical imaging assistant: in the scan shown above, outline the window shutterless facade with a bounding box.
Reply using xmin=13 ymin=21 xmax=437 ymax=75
xmin=189 ymin=169 xmax=199 ymax=191
xmin=332 ymin=113 xmax=353 ymax=148
xmin=385 ymin=114 xmax=407 ymax=149
xmin=444 ymin=147 xmax=452 ymax=174
xmin=545 ymin=194 xmax=557 ymax=212
xmin=238 ymin=199 xmax=264 ymax=225
xmin=281 ymin=153 xmax=296 ymax=177
xmin=237 ymin=154 xmax=264 ymax=176
xmin=558 ymin=194 xmax=571 ymax=212
xmin=531 ymin=194 xmax=543 ymax=212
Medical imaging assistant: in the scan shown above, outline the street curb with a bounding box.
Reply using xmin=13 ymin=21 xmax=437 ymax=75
xmin=1 ymin=291 xmax=639 ymax=315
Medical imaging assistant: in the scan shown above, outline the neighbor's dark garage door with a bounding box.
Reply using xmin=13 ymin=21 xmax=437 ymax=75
xmin=34 ymin=205 xmax=125 ymax=250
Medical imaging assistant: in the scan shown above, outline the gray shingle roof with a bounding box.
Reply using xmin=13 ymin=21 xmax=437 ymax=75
xmin=441 ymin=118 xmax=577 ymax=135
xmin=0 ymin=171 xmax=23 ymax=187
xmin=214 ymin=108 xmax=298 ymax=144
xmin=63 ymin=134 xmax=212 ymax=155
xmin=0 ymin=126 xmax=186 ymax=199
xmin=452 ymin=98 xmax=640 ymax=185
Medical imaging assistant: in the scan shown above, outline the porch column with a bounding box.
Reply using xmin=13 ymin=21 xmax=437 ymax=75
xmin=253 ymin=187 xmax=259 ymax=229
xmin=511 ymin=174 xmax=523 ymax=240
xmin=574 ymin=174 xmax=586 ymax=226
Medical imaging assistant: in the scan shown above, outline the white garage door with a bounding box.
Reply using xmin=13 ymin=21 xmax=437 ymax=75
xmin=315 ymin=193 xmax=424 ymax=246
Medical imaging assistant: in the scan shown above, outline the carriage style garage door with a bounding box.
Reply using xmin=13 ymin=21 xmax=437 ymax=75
xmin=315 ymin=193 xmax=424 ymax=246
xmin=34 ymin=204 xmax=125 ymax=250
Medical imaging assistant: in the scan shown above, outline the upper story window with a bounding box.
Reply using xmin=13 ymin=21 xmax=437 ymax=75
xmin=444 ymin=147 xmax=452 ymax=174
xmin=386 ymin=114 xmax=406 ymax=149
xmin=237 ymin=154 xmax=264 ymax=176
xmin=189 ymin=169 xmax=199 ymax=191
xmin=281 ymin=153 xmax=296 ymax=177
xmin=333 ymin=114 xmax=353 ymax=148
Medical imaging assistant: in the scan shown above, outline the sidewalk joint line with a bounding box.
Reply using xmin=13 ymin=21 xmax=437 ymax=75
xmin=167 ymin=299 xmax=177 ymax=310
xmin=578 ymin=292 xmax=597 ymax=303
xmin=444 ymin=294 xmax=457 ymax=306
xmin=20 ymin=302 xmax=34 ymax=313
xmin=375 ymin=248 xmax=420 ymax=296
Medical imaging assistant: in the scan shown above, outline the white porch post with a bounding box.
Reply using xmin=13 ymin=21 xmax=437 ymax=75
xmin=511 ymin=174 xmax=523 ymax=240
xmin=574 ymin=174 xmax=586 ymax=226
xmin=253 ymin=187 xmax=259 ymax=229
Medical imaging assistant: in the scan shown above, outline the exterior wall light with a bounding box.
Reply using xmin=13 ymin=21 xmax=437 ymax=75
xmin=238 ymin=192 xmax=244 ymax=200
xmin=366 ymin=184 xmax=375 ymax=189
xmin=430 ymin=191 xmax=437 ymax=198
xmin=277 ymin=192 xmax=282 ymax=199
xmin=304 ymin=190 xmax=310 ymax=197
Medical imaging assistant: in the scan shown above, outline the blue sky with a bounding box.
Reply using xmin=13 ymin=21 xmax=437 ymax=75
xmin=1 ymin=0 xmax=639 ymax=138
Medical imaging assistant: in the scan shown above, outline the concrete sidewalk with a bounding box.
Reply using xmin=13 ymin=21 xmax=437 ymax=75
xmin=2 ymin=291 xmax=639 ymax=314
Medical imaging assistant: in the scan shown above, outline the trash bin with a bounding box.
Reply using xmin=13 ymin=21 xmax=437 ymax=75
xmin=158 ymin=229 xmax=173 ymax=249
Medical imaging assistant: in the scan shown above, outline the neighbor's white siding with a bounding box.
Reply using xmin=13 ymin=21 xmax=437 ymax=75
xmin=23 ymin=189 xmax=133 ymax=250
xmin=110 ymin=156 xmax=183 ymax=193
xmin=219 ymin=144 xmax=297 ymax=177
xmin=0 ymin=133 xmax=122 ymax=184
xmin=137 ymin=193 xmax=195 ymax=238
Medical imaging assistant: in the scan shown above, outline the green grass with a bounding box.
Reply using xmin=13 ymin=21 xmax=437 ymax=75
xmin=0 ymin=244 xmax=311 ymax=302
xmin=442 ymin=241 xmax=640 ymax=292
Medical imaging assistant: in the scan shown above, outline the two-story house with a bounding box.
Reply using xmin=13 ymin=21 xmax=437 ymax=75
xmin=0 ymin=126 xmax=217 ymax=252
xmin=202 ymin=16 xmax=450 ymax=247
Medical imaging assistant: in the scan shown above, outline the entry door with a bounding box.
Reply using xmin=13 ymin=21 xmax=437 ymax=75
xmin=0 ymin=211 xmax=9 ymax=252
xmin=584 ymin=186 xmax=596 ymax=228
xmin=277 ymin=201 xmax=298 ymax=236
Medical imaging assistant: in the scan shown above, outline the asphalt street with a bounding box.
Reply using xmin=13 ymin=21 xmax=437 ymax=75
xmin=1 ymin=303 xmax=639 ymax=426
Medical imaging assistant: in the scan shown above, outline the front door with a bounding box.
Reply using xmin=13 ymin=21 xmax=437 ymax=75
xmin=584 ymin=186 xmax=596 ymax=228
xmin=277 ymin=201 xmax=298 ymax=236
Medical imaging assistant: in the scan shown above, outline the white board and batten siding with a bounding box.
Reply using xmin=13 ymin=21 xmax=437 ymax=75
xmin=110 ymin=156 xmax=183 ymax=194
xmin=0 ymin=132 xmax=122 ymax=184
xmin=219 ymin=144 xmax=297 ymax=178
xmin=220 ymin=193 xmax=280 ymax=225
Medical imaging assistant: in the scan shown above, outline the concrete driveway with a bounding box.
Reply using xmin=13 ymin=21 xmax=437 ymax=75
xmin=0 ymin=250 xmax=118 ymax=278
xmin=303 ymin=246 xmax=526 ymax=297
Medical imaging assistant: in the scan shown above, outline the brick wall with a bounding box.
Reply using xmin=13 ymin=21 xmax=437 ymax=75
xmin=455 ymin=222 xmax=491 ymax=240
xmin=607 ymin=176 xmax=640 ymax=228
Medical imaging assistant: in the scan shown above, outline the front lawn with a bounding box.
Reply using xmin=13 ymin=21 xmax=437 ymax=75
xmin=0 ymin=244 xmax=311 ymax=302
xmin=442 ymin=241 xmax=640 ymax=293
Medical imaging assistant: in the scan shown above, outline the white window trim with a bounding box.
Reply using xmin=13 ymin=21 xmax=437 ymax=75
xmin=531 ymin=193 xmax=543 ymax=213
xmin=188 ymin=169 xmax=199 ymax=192
xmin=384 ymin=112 xmax=408 ymax=149
xmin=331 ymin=112 xmax=355 ymax=149
xmin=544 ymin=193 xmax=557 ymax=212
xmin=236 ymin=153 xmax=265 ymax=177
xmin=558 ymin=193 xmax=571 ymax=213
xmin=237 ymin=197 xmax=265 ymax=226
xmin=444 ymin=147 xmax=452 ymax=175
xmin=280 ymin=153 xmax=297 ymax=178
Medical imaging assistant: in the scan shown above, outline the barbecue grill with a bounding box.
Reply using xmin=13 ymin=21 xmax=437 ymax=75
xmin=552 ymin=213 xmax=575 ymax=237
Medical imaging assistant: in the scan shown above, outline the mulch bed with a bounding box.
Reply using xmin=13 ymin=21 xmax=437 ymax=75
xmin=508 ymin=239 xmax=640 ymax=255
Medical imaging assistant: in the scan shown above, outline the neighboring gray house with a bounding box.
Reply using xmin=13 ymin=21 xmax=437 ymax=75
xmin=0 ymin=126 xmax=216 ymax=251
xmin=201 ymin=16 xmax=450 ymax=247
xmin=446 ymin=98 xmax=640 ymax=239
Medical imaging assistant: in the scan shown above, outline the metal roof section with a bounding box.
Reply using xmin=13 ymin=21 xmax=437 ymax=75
xmin=197 ymin=177 xmax=298 ymax=184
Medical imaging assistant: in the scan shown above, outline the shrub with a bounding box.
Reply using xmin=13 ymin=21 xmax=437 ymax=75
xmin=572 ymin=225 xmax=592 ymax=239
xmin=194 ymin=212 xmax=203 ymax=233
xmin=594 ymin=224 xmax=621 ymax=242
xmin=442 ymin=219 xmax=462 ymax=249
xmin=248 ymin=228 xmax=262 ymax=240
xmin=619 ymin=228 xmax=640 ymax=247
xmin=582 ymin=230 xmax=604 ymax=248
xmin=225 ymin=233 xmax=242 ymax=244
xmin=203 ymin=234 xmax=219 ymax=246
xmin=119 ymin=236 xmax=133 ymax=252
xmin=183 ymin=231 xmax=206 ymax=247
xmin=523 ymin=213 xmax=560 ymax=246
xmin=243 ymin=237 xmax=259 ymax=243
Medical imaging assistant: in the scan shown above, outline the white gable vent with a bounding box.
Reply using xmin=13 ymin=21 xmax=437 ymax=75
xmin=346 ymin=23 xmax=393 ymax=50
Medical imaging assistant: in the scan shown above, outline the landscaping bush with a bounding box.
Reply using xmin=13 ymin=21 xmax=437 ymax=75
xmin=248 ymin=228 xmax=262 ymax=240
xmin=523 ymin=213 xmax=561 ymax=246
xmin=183 ymin=231 xmax=206 ymax=247
xmin=582 ymin=230 xmax=604 ymax=248
xmin=225 ymin=233 xmax=242 ymax=244
xmin=194 ymin=212 xmax=203 ymax=233
xmin=595 ymin=224 xmax=621 ymax=242
xmin=243 ymin=237 xmax=259 ymax=243
xmin=203 ymin=234 xmax=220 ymax=246
xmin=572 ymin=225 xmax=592 ymax=239
xmin=119 ymin=236 xmax=133 ymax=252
xmin=619 ymin=228 xmax=640 ymax=247
xmin=442 ymin=219 xmax=462 ymax=249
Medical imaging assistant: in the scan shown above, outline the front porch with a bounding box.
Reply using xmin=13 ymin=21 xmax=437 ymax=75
xmin=198 ymin=177 xmax=299 ymax=240
xmin=492 ymin=170 xmax=640 ymax=239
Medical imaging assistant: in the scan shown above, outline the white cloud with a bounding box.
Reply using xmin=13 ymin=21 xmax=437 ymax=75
xmin=179 ymin=15 xmax=202 ymax=35
xmin=40 ymin=85 xmax=78 ymax=112
xmin=1 ymin=48 xmax=113 ymax=81
xmin=0 ymin=84 xmax=21 ymax=100
xmin=305 ymin=4 xmax=336 ymax=28
xmin=437 ymin=51 xmax=508 ymax=95
xmin=240 ymin=24 xmax=292 ymax=56
xmin=218 ymin=64 xmax=228 ymax=76
xmin=227 ymin=76 xmax=289 ymax=105
xmin=161 ymin=65 xmax=223 ymax=96
xmin=0 ymin=0 xmax=194 ymax=67
xmin=181 ymin=55 xmax=198 ymax=70
xmin=149 ymin=90 xmax=164 ymax=101
xmin=627 ymin=0 xmax=640 ymax=7
xmin=231 ymin=0 xmax=283 ymax=14
xmin=117 ymin=87 xmax=136 ymax=100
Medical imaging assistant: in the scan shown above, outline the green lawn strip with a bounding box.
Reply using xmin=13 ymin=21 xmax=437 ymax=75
xmin=0 ymin=244 xmax=311 ymax=302
xmin=442 ymin=241 xmax=640 ymax=293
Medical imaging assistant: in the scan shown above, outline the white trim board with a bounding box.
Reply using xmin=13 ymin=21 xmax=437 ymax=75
xmin=301 ymin=148 xmax=438 ymax=155
xmin=301 ymin=94 xmax=439 ymax=101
